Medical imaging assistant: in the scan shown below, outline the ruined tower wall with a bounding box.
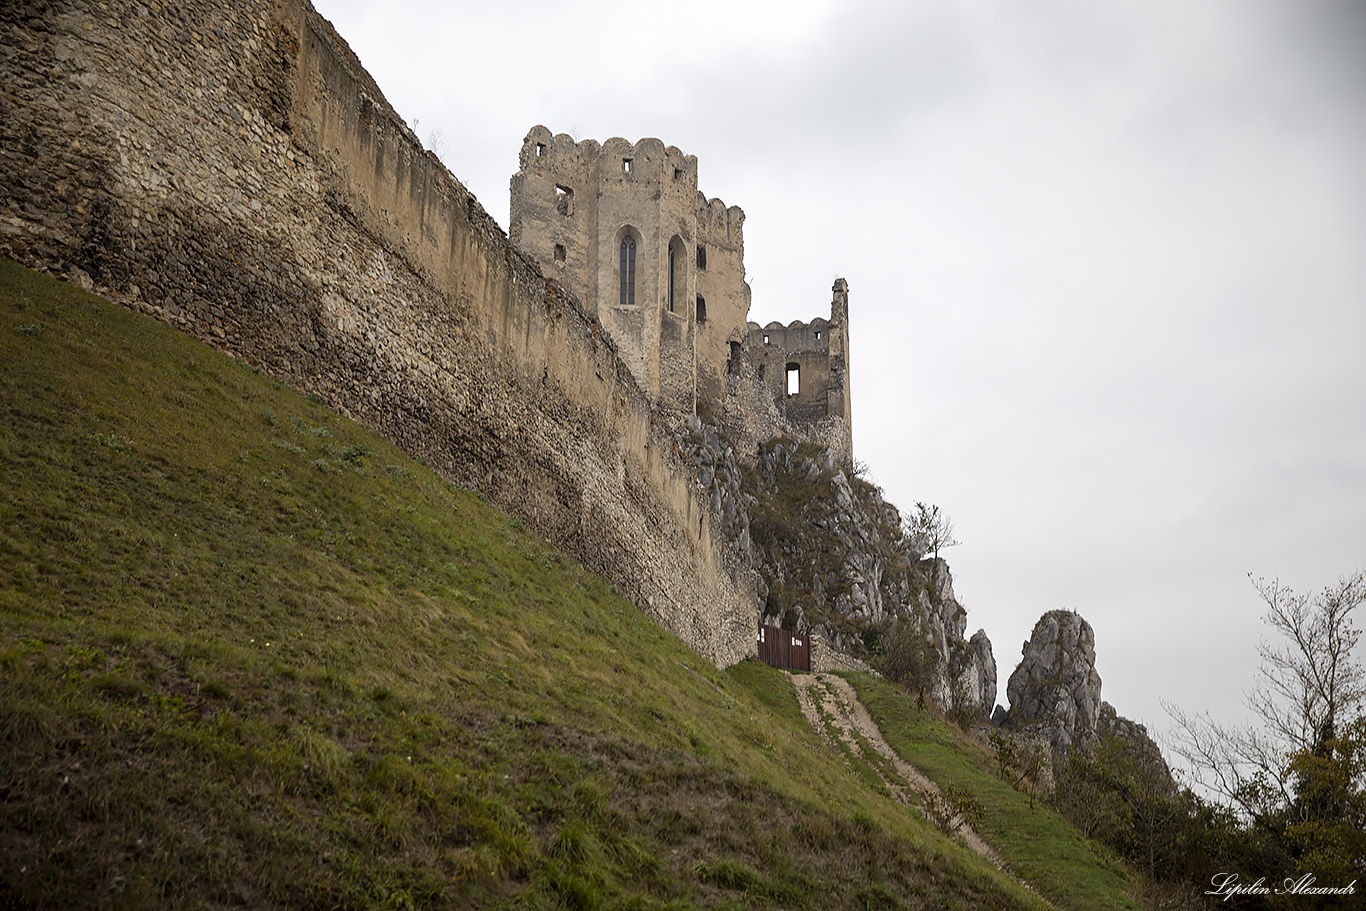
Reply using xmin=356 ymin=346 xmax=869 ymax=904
xmin=0 ymin=0 xmax=759 ymax=666
xmin=694 ymin=199 xmax=749 ymax=409
xmin=732 ymin=280 xmax=853 ymax=465
xmin=510 ymin=128 xmax=752 ymax=419
xmin=511 ymin=128 xmax=701 ymax=415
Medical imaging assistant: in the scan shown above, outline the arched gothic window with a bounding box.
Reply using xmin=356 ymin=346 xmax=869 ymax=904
xmin=668 ymin=237 xmax=685 ymax=313
xmin=619 ymin=235 xmax=636 ymax=307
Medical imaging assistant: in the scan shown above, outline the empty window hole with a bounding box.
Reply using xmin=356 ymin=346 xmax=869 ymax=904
xmin=786 ymin=363 xmax=800 ymax=396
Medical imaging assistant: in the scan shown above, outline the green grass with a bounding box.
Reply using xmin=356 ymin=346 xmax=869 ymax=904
xmin=851 ymin=674 xmax=1144 ymax=911
xmin=0 ymin=258 xmax=1048 ymax=909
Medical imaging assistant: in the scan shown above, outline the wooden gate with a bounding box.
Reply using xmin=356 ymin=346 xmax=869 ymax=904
xmin=757 ymin=624 xmax=810 ymax=671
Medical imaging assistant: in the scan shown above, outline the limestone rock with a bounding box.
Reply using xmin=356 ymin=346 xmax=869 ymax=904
xmin=1003 ymin=610 xmax=1103 ymax=753
xmin=1097 ymin=701 xmax=1172 ymax=788
xmin=740 ymin=435 xmax=996 ymax=717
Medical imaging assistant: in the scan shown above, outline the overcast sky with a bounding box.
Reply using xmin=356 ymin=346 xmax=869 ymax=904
xmin=311 ymin=0 xmax=1366 ymax=760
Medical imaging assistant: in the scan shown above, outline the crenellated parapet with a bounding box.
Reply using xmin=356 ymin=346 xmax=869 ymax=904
xmin=518 ymin=126 xmax=700 ymax=193
xmin=695 ymin=195 xmax=745 ymax=248
xmin=737 ymin=280 xmax=852 ymax=464
xmin=510 ymin=126 xmax=753 ymax=419
xmin=510 ymin=128 xmax=851 ymax=465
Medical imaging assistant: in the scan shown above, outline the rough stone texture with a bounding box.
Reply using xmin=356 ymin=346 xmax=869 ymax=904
xmin=1003 ymin=610 xmax=1104 ymax=753
xmin=510 ymin=127 xmax=721 ymax=416
xmin=743 ymin=438 xmax=995 ymax=716
xmin=671 ymin=416 xmax=756 ymax=573
xmin=919 ymin=559 xmax=997 ymax=714
xmin=742 ymin=281 xmax=853 ymax=467
xmin=810 ymin=637 xmax=873 ymax=674
xmin=0 ymin=0 xmax=758 ymax=666
xmin=719 ymin=283 xmax=853 ymax=470
xmin=510 ymin=128 xmax=853 ymax=468
xmin=1097 ymin=701 xmax=1171 ymax=784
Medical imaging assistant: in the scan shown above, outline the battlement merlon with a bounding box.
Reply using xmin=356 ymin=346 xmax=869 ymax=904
xmin=696 ymin=195 xmax=745 ymax=250
xmin=518 ymin=126 xmax=702 ymax=190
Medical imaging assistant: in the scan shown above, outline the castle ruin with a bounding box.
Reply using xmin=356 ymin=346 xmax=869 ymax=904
xmin=510 ymin=126 xmax=853 ymax=465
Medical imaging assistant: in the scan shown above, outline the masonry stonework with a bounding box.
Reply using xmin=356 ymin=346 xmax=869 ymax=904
xmin=510 ymin=128 xmax=853 ymax=467
xmin=0 ymin=0 xmax=758 ymax=665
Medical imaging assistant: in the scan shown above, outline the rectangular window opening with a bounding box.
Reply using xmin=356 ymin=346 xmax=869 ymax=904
xmin=535 ymin=142 xmax=546 ymax=157
xmin=553 ymin=244 xmax=566 ymax=263
xmin=786 ymin=363 xmax=800 ymax=396
xmin=623 ymin=158 xmax=633 ymax=173
xmin=763 ymin=334 xmax=770 ymax=345
xmin=696 ymin=245 xmax=707 ymax=269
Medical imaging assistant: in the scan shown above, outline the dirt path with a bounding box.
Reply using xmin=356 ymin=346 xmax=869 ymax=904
xmin=787 ymin=673 xmax=1002 ymax=862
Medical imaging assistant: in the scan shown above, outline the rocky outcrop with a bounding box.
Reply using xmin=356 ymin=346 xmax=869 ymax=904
xmin=1000 ymin=611 xmax=1176 ymax=799
xmin=673 ymin=415 xmax=755 ymax=570
xmin=1002 ymin=610 xmax=1103 ymax=752
xmin=918 ymin=558 xmax=997 ymax=713
xmin=741 ymin=437 xmax=996 ymax=716
xmin=1097 ymin=701 xmax=1171 ymax=787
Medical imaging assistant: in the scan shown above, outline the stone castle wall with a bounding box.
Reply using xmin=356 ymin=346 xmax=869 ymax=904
xmin=0 ymin=0 xmax=759 ymax=666
xmin=510 ymin=126 xmax=751 ymax=418
xmin=721 ymin=281 xmax=853 ymax=467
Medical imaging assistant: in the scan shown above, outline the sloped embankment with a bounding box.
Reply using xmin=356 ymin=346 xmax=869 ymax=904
xmin=0 ymin=260 xmax=1044 ymax=909
xmin=790 ymin=674 xmax=1002 ymax=864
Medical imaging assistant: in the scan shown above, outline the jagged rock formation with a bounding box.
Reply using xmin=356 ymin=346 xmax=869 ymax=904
xmin=921 ymin=559 xmax=998 ymax=714
xmin=1096 ymin=701 xmax=1171 ymax=785
xmin=1002 ymin=610 xmax=1103 ymax=753
xmin=1001 ymin=610 xmax=1169 ymax=784
xmin=738 ymin=437 xmax=996 ymax=716
xmin=673 ymin=414 xmax=755 ymax=568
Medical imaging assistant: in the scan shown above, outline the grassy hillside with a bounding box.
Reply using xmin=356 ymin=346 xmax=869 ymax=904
xmin=0 ymin=259 xmax=1125 ymax=910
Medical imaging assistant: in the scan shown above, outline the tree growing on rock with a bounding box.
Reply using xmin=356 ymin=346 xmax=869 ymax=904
xmin=905 ymin=502 xmax=960 ymax=561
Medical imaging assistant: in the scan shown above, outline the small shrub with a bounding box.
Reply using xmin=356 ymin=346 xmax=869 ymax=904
xmin=923 ymin=784 xmax=984 ymax=836
xmin=869 ymin=616 xmax=941 ymax=708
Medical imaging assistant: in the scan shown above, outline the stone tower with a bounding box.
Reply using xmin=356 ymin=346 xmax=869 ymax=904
xmin=747 ymin=279 xmax=853 ymax=463
xmin=510 ymin=126 xmax=852 ymax=463
xmin=510 ymin=125 xmax=750 ymax=417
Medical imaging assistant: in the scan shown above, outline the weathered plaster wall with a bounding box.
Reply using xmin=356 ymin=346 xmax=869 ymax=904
xmin=0 ymin=0 xmax=758 ymax=666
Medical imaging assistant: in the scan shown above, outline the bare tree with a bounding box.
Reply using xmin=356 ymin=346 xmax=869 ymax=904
xmin=905 ymin=502 xmax=960 ymax=561
xmin=1166 ymin=571 xmax=1365 ymax=820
